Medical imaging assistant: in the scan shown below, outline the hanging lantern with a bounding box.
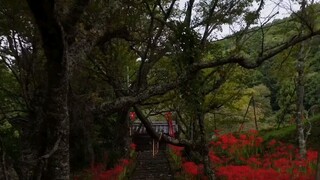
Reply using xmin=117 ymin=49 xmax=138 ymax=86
xmin=129 ymin=112 xmax=136 ymax=121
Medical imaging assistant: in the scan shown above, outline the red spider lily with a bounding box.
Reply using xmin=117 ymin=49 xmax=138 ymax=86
xmin=307 ymin=150 xmax=318 ymax=161
xmin=113 ymin=165 xmax=124 ymax=175
xmin=80 ymin=155 xmax=135 ymax=180
xmin=239 ymin=134 xmax=247 ymax=140
xmin=247 ymin=157 xmax=262 ymax=167
xmin=220 ymin=134 xmax=238 ymax=150
xmin=209 ymin=130 xmax=318 ymax=180
xmin=254 ymin=137 xmax=263 ymax=147
xmin=98 ymin=170 xmax=116 ymax=180
xmin=273 ymin=158 xmax=291 ymax=172
xmin=88 ymin=163 xmax=105 ymax=175
xmin=169 ymin=144 xmax=184 ymax=156
xmin=182 ymin=161 xmax=199 ymax=176
xmin=217 ymin=165 xmax=292 ymax=180
xmin=217 ymin=165 xmax=254 ymax=179
xmin=130 ymin=143 xmax=137 ymax=150
xmin=209 ymin=151 xmax=223 ymax=164
xmin=268 ymin=139 xmax=277 ymax=147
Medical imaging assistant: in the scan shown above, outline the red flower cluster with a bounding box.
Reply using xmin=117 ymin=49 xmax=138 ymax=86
xmin=77 ymin=145 xmax=137 ymax=180
xmin=86 ymin=158 xmax=131 ymax=180
xmin=168 ymin=144 xmax=184 ymax=156
xmin=210 ymin=130 xmax=263 ymax=158
xmin=217 ymin=165 xmax=290 ymax=180
xmin=209 ymin=130 xmax=318 ymax=180
xmin=182 ymin=161 xmax=199 ymax=176
xmin=209 ymin=151 xmax=223 ymax=165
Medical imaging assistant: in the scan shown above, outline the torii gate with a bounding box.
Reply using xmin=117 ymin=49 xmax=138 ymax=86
xmin=129 ymin=111 xmax=176 ymax=157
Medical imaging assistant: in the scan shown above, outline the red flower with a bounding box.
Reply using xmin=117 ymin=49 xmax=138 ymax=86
xmin=247 ymin=157 xmax=262 ymax=167
xmin=209 ymin=151 xmax=223 ymax=164
xmin=239 ymin=134 xmax=247 ymax=140
xmin=182 ymin=161 xmax=199 ymax=176
xmin=254 ymin=137 xmax=263 ymax=147
xmin=268 ymin=139 xmax=277 ymax=147
xmin=99 ymin=170 xmax=114 ymax=180
xmin=307 ymin=150 xmax=318 ymax=161
xmin=211 ymin=132 xmax=317 ymax=180
xmin=130 ymin=143 xmax=137 ymax=150
xmin=113 ymin=165 xmax=124 ymax=175
xmin=169 ymin=145 xmax=184 ymax=156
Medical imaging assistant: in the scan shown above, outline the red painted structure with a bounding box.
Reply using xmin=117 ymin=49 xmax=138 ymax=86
xmin=129 ymin=112 xmax=178 ymax=152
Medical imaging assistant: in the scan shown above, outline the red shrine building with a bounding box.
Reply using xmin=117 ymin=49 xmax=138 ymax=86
xmin=129 ymin=112 xmax=178 ymax=153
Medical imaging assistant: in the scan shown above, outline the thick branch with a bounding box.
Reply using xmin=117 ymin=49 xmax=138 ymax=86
xmin=62 ymin=0 xmax=90 ymax=36
xmin=196 ymin=30 xmax=320 ymax=69
xmin=133 ymin=105 xmax=192 ymax=147
xmin=184 ymin=0 xmax=195 ymax=27
xmin=101 ymin=29 xmax=320 ymax=116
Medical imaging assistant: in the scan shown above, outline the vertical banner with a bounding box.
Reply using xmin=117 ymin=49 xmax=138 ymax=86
xmin=165 ymin=112 xmax=174 ymax=137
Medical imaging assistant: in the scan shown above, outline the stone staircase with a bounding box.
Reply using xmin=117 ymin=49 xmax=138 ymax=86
xmin=130 ymin=150 xmax=173 ymax=180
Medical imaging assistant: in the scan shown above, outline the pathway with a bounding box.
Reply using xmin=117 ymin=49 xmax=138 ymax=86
xmin=130 ymin=150 xmax=174 ymax=180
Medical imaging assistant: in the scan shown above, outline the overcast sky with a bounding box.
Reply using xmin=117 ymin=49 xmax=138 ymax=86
xmin=178 ymin=0 xmax=319 ymax=38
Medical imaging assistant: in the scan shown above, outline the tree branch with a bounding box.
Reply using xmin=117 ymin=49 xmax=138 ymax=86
xmin=62 ymin=0 xmax=90 ymax=36
xmin=101 ymin=24 xmax=320 ymax=117
xmin=133 ymin=105 xmax=192 ymax=147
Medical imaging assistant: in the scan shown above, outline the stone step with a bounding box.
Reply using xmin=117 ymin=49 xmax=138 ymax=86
xmin=130 ymin=150 xmax=173 ymax=180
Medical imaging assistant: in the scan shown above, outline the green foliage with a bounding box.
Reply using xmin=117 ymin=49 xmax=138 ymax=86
xmin=0 ymin=120 xmax=20 ymax=160
xmin=261 ymin=125 xmax=296 ymax=142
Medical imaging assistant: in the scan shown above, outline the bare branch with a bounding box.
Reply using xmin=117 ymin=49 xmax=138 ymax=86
xmin=39 ymin=136 xmax=62 ymax=159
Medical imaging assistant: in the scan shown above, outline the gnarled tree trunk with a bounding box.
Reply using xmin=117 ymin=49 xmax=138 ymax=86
xmin=26 ymin=1 xmax=69 ymax=179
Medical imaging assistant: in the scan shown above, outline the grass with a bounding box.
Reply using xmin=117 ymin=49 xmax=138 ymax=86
xmin=261 ymin=125 xmax=296 ymax=142
xmin=259 ymin=114 xmax=320 ymax=150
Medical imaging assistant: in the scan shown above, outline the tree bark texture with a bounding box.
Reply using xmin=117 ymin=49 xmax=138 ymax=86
xmin=296 ymin=43 xmax=306 ymax=159
xmin=26 ymin=1 xmax=69 ymax=179
xmin=197 ymin=107 xmax=215 ymax=180
xmin=116 ymin=108 xmax=131 ymax=156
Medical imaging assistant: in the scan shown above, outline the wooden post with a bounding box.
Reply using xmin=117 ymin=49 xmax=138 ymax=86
xmin=156 ymin=141 xmax=159 ymax=155
xmin=152 ymin=139 xmax=155 ymax=157
xmin=238 ymin=96 xmax=252 ymax=132
xmin=252 ymin=96 xmax=259 ymax=131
